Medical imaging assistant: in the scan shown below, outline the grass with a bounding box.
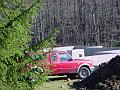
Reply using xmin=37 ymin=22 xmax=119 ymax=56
xmin=35 ymin=76 xmax=78 ymax=90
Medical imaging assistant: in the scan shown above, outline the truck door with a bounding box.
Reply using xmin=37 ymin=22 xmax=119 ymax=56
xmin=58 ymin=53 xmax=77 ymax=74
xmin=50 ymin=53 xmax=62 ymax=74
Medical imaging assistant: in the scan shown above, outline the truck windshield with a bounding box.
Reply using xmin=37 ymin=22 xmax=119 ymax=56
xmin=59 ymin=53 xmax=72 ymax=62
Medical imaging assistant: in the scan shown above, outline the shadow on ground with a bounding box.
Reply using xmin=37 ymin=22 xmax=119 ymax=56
xmin=68 ymin=66 xmax=99 ymax=90
xmin=48 ymin=76 xmax=68 ymax=81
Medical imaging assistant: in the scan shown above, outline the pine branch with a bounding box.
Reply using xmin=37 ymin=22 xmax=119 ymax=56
xmin=0 ymin=0 xmax=42 ymax=29
xmin=30 ymin=28 xmax=59 ymax=51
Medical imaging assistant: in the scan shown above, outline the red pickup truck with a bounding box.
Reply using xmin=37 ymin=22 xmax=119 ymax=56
xmin=28 ymin=51 xmax=94 ymax=79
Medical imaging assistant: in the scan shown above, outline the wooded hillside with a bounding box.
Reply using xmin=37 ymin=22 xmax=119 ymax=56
xmin=31 ymin=0 xmax=120 ymax=47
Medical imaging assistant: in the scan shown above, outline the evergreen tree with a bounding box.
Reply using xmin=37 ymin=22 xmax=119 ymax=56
xmin=0 ymin=0 xmax=56 ymax=90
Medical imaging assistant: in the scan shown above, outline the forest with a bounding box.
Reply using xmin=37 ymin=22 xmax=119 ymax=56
xmin=31 ymin=0 xmax=120 ymax=47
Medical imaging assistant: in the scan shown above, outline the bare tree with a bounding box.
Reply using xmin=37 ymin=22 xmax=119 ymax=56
xmin=31 ymin=0 xmax=120 ymax=47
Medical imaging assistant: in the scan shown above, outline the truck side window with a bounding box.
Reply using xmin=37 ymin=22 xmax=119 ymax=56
xmin=51 ymin=54 xmax=56 ymax=61
xmin=59 ymin=53 xmax=72 ymax=62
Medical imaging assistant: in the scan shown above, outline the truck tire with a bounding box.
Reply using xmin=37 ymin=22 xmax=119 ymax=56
xmin=78 ymin=67 xmax=90 ymax=79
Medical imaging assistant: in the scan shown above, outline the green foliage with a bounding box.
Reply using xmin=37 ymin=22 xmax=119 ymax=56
xmin=0 ymin=0 xmax=44 ymax=58
xmin=0 ymin=57 xmax=32 ymax=90
xmin=111 ymin=42 xmax=120 ymax=47
xmin=30 ymin=28 xmax=59 ymax=51
xmin=0 ymin=0 xmax=55 ymax=90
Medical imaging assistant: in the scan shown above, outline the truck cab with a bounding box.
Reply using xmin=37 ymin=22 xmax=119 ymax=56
xmin=46 ymin=51 xmax=94 ymax=79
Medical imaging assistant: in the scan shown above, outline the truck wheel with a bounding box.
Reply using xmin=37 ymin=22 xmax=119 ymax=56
xmin=78 ymin=67 xmax=90 ymax=79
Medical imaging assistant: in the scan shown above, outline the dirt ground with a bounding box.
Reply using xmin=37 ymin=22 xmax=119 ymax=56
xmin=35 ymin=76 xmax=81 ymax=90
xmin=73 ymin=56 xmax=120 ymax=90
